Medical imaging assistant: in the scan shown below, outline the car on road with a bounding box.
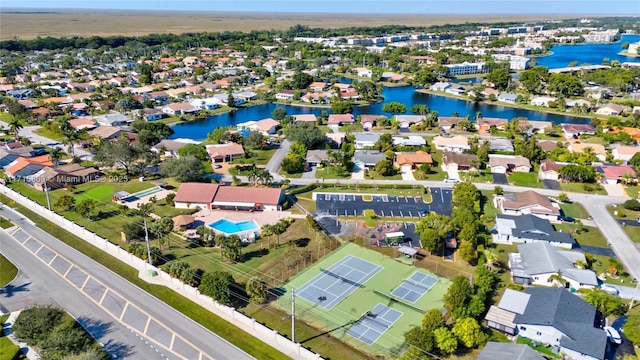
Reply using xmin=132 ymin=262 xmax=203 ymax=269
xmin=444 ymin=178 xmax=459 ymax=183
xmin=558 ymin=215 xmax=575 ymax=223
xmin=604 ymin=326 xmax=622 ymax=344
xmin=600 ymin=284 xmax=619 ymax=296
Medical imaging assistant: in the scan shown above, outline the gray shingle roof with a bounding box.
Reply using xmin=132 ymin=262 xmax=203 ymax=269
xmin=477 ymin=342 xmax=544 ymax=360
xmin=353 ymin=150 xmax=386 ymax=166
xmin=516 ymin=242 xmax=597 ymax=286
xmin=515 ymin=288 xmax=606 ymax=360
xmin=497 ymin=214 xmax=575 ymax=245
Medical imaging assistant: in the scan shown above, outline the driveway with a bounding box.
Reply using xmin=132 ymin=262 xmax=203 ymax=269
xmin=264 ymin=139 xmax=290 ymax=177
xmin=351 ymin=165 xmax=365 ymax=180
xmin=492 ymin=173 xmax=508 ymax=185
xmin=603 ymin=183 xmax=626 ymax=197
xmin=543 ymin=179 xmax=562 ymax=190
xmin=301 ymin=165 xmax=317 ymax=180
xmin=315 ymin=188 xmax=452 ymax=217
xmin=578 ymin=245 xmax=616 ymax=257
xmin=400 ymin=165 xmax=415 ymax=181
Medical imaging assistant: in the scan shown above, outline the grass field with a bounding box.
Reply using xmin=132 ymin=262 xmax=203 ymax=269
xmin=508 ymin=172 xmax=544 ymax=188
xmin=0 ymin=217 xmax=12 ymax=229
xmin=554 ymin=224 xmax=608 ymax=248
xmin=560 ymin=182 xmax=607 ymax=195
xmin=0 ymin=254 xmax=18 ymax=287
xmin=625 ymin=186 xmax=639 ymax=199
xmin=0 ymin=332 xmax=21 ymax=360
xmin=559 ymin=202 xmax=590 ymax=219
xmin=273 ymin=243 xmax=451 ymax=359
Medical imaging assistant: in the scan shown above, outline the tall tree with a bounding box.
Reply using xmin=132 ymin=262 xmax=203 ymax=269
xmin=245 ymin=277 xmax=268 ymax=304
xmin=198 ymin=271 xmax=235 ymax=306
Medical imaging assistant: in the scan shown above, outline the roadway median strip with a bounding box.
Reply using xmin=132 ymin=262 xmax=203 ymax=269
xmin=6 ymin=227 xmax=212 ymax=360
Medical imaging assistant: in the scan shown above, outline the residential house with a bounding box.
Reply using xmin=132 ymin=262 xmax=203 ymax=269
xmin=429 ymin=82 xmax=451 ymax=91
xmin=32 ymin=163 xmax=102 ymax=191
xmin=392 ymin=136 xmax=426 ymax=147
xmin=0 ymin=149 xmax=20 ymax=168
xmin=608 ymin=127 xmax=640 ymax=142
xmin=568 ymin=143 xmax=607 ymax=162
xmin=496 ymin=190 xmax=560 ymax=221
xmin=292 ymin=114 xmax=317 ymax=123
xmin=612 ymin=146 xmax=640 ymax=164
xmin=394 ymin=115 xmax=424 ymax=129
xmin=174 ymin=182 xmax=283 ymax=211
xmin=353 ymin=150 xmax=386 ymax=169
xmin=5 ymin=155 xmax=53 ymax=181
xmin=432 ymin=135 xmax=470 ymax=153
xmin=530 ymin=96 xmax=557 ymax=107
xmin=68 ymin=118 xmax=97 ymax=131
xmin=438 ymin=117 xmax=465 ymax=131
xmin=561 ymin=124 xmax=596 ymax=139
xmin=206 ymin=142 xmax=245 ymax=163
xmin=596 ymin=164 xmax=637 ymax=184
xmin=395 ymin=151 xmax=433 ymax=169
xmin=497 ymin=92 xmax=518 ymax=104
xmin=486 ymin=288 xmax=606 ymax=360
xmin=487 ymin=138 xmax=514 ymax=152
xmin=236 ymin=118 xmax=280 ymax=136
xmin=595 ymin=103 xmax=624 ymax=116
xmin=162 ymin=102 xmax=198 ymax=115
xmin=354 ymin=133 xmax=381 ymax=149
xmin=566 ymin=99 xmax=592 ymax=109
xmin=508 ymin=242 xmax=597 ymax=289
xmin=96 ymin=113 xmax=132 ymax=127
xmin=151 ymin=139 xmax=190 ymax=157
xmin=488 ymin=154 xmax=531 ymax=173
xmin=189 ymin=97 xmax=221 ymax=111
xmin=522 ymin=120 xmax=553 ymax=135
xmin=493 ymin=214 xmax=576 ymax=249
xmin=537 ymin=140 xmax=559 ymax=152
xmin=442 ymin=152 xmax=479 ymax=172
xmin=445 ymin=85 xmax=468 ymax=96
xmin=328 ymin=114 xmax=355 ymax=126
xmin=538 ymin=159 xmax=564 ymax=181
xmin=381 ymin=72 xmax=406 ymax=82
xmin=477 ymin=342 xmax=544 ymax=360
xmin=306 ymin=150 xmax=329 ymax=166
xmin=88 ymin=126 xmax=125 ymax=141
xmin=477 ymin=117 xmax=508 ymax=133
xmin=352 ymin=67 xmax=372 ymax=78
xmin=143 ymin=108 xmax=165 ymax=121
xmin=308 ymin=82 xmax=328 ymax=92
xmin=360 ymin=114 xmax=385 ymax=131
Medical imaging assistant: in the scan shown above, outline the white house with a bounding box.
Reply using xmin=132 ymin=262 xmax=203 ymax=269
xmin=352 ymin=67 xmax=372 ymax=78
xmin=488 ymin=154 xmax=531 ymax=174
xmin=530 ymin=96 xmax=557 ymax=107
xmin=612 ymin=146 xmax=640 ymax=164
xmin=429 ymin=82 xmax=451 ymax=91
xmin=493 ymin=214 xmax=576 ymax=249
xmin=508 ymin=242 xmax=597 ymax=290
xmin=96 ymin=113 xmax=132 ymax=127
xmin=595 ymin=103 xmax=624 ymax=116
xmin=236 ymin=118 xmax=280 ymax=135
xmin=189 ymin=97 xmax=221 ymax=110
xmin=432 ymin=135 xmax=470 ymax=153
xmin=444 ymin=62 xmax=487 ymax=76
xmin=354 ymin=133 xmax=381 ymax=149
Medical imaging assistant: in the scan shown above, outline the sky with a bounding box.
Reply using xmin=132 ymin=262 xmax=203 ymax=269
xmin=2 ymin=0 xmax=639 ymax=15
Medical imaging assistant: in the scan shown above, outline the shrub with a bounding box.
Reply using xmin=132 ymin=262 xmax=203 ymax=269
xmin=622 ymin=199 xmax=640 ymax=211
xmin=289 ymin=183 xmax=317 ymax=195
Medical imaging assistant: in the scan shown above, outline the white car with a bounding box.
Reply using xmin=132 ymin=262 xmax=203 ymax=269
xmin=444 ymin=178 xmax=459 ymax=183
xmin=604 ymin=326 xmax=622 ymax=345
xmin=601 ymin=284 xmax=619 ymax=296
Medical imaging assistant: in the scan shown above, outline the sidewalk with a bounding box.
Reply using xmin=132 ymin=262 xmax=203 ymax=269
xmin=2 ymin=311 xmax=41 ymax=360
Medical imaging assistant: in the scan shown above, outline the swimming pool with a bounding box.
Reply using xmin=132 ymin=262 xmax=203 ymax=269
xmin=209 ymin=218 xmax=260 ymax=235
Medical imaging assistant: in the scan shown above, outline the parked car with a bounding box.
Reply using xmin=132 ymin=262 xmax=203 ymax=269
xmin=558 ymin=215 xmax=575 ymax=223
xmin=604 ymin=326 xmax=622 ymax=345
xmin=213 ymin=163 xmax=222 ymax=169
xmin=601 ymin=284 xmax=619 ymax=296
xmin=444 ymin=178 xmax=459 ymax=183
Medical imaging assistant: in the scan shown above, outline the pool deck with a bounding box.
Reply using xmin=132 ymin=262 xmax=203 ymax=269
xmin=184 ymin=209 xmax=298 ymax=237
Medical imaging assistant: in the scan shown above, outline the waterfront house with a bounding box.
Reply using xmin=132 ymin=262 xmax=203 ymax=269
xmin=508 ymin=242 xmax=597 ymax=289
xmin=360 ymin=114 xmax=385 ymax=130
xmin=497 ymin=92 xmax=518 ymax=104
xmin=292 ymin=114 xmax=317 ymax=123
xmin=444 ymin=62 xmax=487 ymax=76
xmin=237 ymin=118 xmax=280 ymax=136
xmin=151 ymin=139 xmax=189 ymax=157
xmin=429 ymin=82 xmax=451 ymax=91
xmin=275 ymin=90 xmax=296 ymax=101
xmin=162 ymin=102 xmax=198 ymax=116
xmin=206 ymin=142 xmax=245 ymax=163
xmin=530 ymin=96 xmax=557 ymax=107
xmin=477 ymin=117 xmax=508 ymax=133
xmin=351 ymin=67 xmax=372 ymax=78
xmin=96 ymin=113 xmax=132 ymax=127
xmin=561 ymin=124 xmax=596 ymax=139
xmin=595 ymin=103 xmax=624 ymax=116
xmin=433 ymin=135 xmax=470 ymax=153
xmin=485 ymin=288 xmax=606 ymax=360
xmin=438 ymin=117 xmax=465 ymax=131
xmin=395 ymin=115 xmax=424 ymax=129
xmin=445 ymin=86 xmax=468 ymax=96
xmin=493 ymin=214 xmax=575 ymax=249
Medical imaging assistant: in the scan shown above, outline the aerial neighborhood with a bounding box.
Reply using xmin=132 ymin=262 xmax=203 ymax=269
xmin=1 ymin=13 xmax=640 ymax=360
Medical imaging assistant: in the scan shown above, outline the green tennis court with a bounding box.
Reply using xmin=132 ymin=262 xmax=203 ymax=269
xmin=273 ymin=243 xmax=451 ymax=358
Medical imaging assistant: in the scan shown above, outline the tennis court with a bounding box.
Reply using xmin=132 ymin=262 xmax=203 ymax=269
xmin=347 ymin=304 xmax=403 ymax=345
xmin=297 ymin=255 xmax=382 ymax=310
xmin=391 ymin=272 xmax=439 ymax=303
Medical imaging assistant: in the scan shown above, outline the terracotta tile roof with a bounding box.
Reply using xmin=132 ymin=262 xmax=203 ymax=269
xmin=214 ymin=186 xmax=282 ymax=206
xmin=206 ymin=142 xmax=245 ymax=158
xmin=174 ymin=183 xmax=219 ymax=204
xmin=396 ymin=151 xmax=433 ymax=166
xmin=328 ymin=114 xmax=355 ymax=124
xmin=68 ymin=118 xmax=96 ymax=129
xmin=568 ymin=143 xmax=606 ymax=156
xmin=599 ymin=165 xmax=636 ymax=179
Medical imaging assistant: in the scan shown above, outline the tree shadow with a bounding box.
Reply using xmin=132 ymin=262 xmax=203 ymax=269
xmin=241 ymin=248 xmax=269 ymax=262
xmin=299 ymin=319 xmax=358 ymax=344
xmin=103 ymin=339 xmax=134 ymax=359
xmin=93 ymin=210 xmax=119 ymax=221
xmin=293 ymin=238 xmax=310 ymax=247
xmin=0 ymin=282 xmax=30 ymax=298
xmin=76 ymin=317 xmax=113 ymax=339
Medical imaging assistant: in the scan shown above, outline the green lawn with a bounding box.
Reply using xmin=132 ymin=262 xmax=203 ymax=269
xmin=554 ymin=224 xmax=608 ymax=248
xmin=559 ymin=202 xmax=590 ymax=219
xmin=279 ymin=168 xmax=303 ymax=179
xmin=517 ymin=337 xmax=559 ymax=358
xmin=607 ymin=206 xmax=640 ymax=243
xmin=624 ymin=186 xmax=639 ymax=199
xmin=591 ymin=253 xmax=635 ymax=285
xmin=315 ymin=167 xmax=352 ymax=180
xmin=0 ymin=194 xmax=290 ymax=360
xmin=560 ymin=182 xmax=607 ymax=195
xmin=0 ymin=335 xmax=21 ymax=360
xmin=624 ymin=226 xmax=640 ymax=243
xmin=460 ymin=170 xmax=494 ymax=184
xmin=480 ymin=190 xmax=499 ymax=222
xmin=0 ymin=217 xmax=12 ymax=229
xmin=232 ymin=148 xmax=277 ymax=166
xmin=508 ymin=172 xmax=544 ymax=188
xmin=33 ymin=127 xmax=67 ymax=142
xmin=364 ymin=170 xmax=402 ymax=180
xmin=0 ymin=254 xmax=18 ymax=287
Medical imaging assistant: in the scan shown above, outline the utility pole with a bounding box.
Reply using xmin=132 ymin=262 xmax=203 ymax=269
xmin=291 ymin=288 xmax=296 ymax=343
xmin=143 ymin=216 xmax=152 ymax=266
xmin=44 ymin=186 xmax=51 ymax=211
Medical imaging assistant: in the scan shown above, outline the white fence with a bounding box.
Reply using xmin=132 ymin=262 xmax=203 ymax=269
xmin=0 ymin=184 xmax=323 ymax=360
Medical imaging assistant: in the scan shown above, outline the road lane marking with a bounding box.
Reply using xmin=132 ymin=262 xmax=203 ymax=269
xmin=63 ymin=264 xmax=74 ymax=277
xmin=170 ymin=333 xmax=176 ymax=349
xmin=6 ymin=227 xmax=212 ymax=360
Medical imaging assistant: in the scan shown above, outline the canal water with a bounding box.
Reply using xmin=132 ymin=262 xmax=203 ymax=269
xmin=170 ymin=35 xmax=640 ymax=140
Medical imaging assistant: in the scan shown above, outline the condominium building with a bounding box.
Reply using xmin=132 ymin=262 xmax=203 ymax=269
xmin=444 ymin=62 xmax=488 ymax=76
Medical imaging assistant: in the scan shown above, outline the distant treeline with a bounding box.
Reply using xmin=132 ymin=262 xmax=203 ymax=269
xmin=1 ymin=17 xmax=637 ymax=52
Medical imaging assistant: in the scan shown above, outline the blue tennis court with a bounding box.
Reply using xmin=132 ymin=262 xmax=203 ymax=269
xmin=297 ymin=255 xmax=382 ymax=310
xmin=347 ymin=304 xmax=403 ymax=345
xmin=390 ymin=272 xmax=438 ymax=303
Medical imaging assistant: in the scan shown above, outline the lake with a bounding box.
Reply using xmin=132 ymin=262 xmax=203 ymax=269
xmin=170 ymin=35 xmax=640 ymax=141
xmin=536 ymin=34 xmax=640 ymax=69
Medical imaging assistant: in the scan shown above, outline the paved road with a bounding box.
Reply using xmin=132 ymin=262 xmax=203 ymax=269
xmin=265 ymin=139 xmax=290 ymax=175
xmin=0 ymin=207 xmax=254 ymax=360
xmin=1 ymin=227 xmax=166 ymax=360
xmin=18 ymin=125 xmax=94 ymax=160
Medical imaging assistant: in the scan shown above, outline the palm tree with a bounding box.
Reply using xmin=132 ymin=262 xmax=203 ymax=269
xmin=49 ymin=147 xmax=63 ymax=167
xmin=258 ymin=169 xmax=273 ymax=186
xmin=548 ymin=270 xmax=567 ymax=288
xmin=484 ymin=249 xmax=499 ymax=271
xmin=6 ymin=117 xmax=23 ymax=140
xmin=136 ymin=202 xmax=155 ymax=266
xmin=260 ymin=224 xmax=273 ymax=249
xmin=62 ymin=129 xmax=81 ymax=156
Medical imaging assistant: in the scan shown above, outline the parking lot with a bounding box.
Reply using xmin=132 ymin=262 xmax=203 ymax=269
xmin=315 ymin=188 xmax=452 ymax=218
